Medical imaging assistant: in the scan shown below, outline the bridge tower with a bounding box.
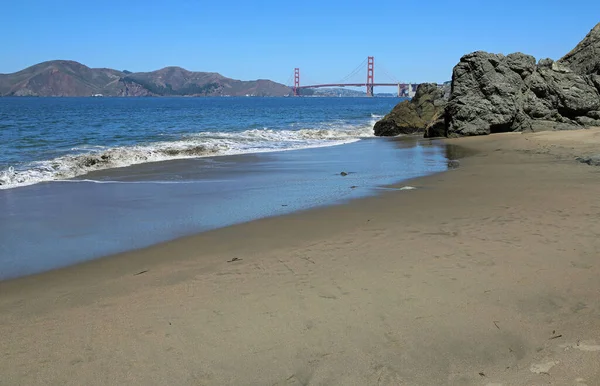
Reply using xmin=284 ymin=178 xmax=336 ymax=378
xmin=366 ymin=56 xmax=374 ymax=97
xmin=293 ymin=68 xmax=300 ymax=96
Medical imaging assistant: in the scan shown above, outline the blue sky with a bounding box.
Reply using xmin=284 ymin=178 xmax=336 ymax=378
xmin=1 ymin=0 xmax=599 ymax=85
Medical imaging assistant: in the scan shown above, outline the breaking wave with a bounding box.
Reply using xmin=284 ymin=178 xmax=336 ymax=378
xmin=0 ymin=121 xmax=376 ymax=189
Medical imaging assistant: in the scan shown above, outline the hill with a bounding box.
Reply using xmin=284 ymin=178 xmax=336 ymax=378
xmin=120 ymin=67 xmax=290 ymax=97
xmin=0 ymin=61 xmax=292 ymax=97
xmin=310 ymin=88 xmax=366 ymax=97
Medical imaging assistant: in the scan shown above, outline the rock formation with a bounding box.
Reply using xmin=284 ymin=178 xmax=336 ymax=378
xmin=373 ymin=83 xmax=449 ymax=136
xmin=424 ymin=82 xmax=451 ymax=138
xmin=559 ymin=23 xmax=600 ymax=76
xmin=446 ymin=23 xmax=600 ymax=137
xmin=374 ymin=22 xmax=600 ymax=138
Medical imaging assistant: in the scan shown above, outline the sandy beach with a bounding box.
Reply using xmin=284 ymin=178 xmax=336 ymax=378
xmin=1 ymin=129 xmax=600 ymax=385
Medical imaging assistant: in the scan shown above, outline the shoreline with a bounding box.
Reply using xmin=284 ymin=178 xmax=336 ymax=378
xmin=2 ymin=129 xmax=600 ymax=384
xmin=0 ymin=140 xmax=448 ymax=287
xmin=0 ymin=134 xmax=364 ymax=191
xmin=0 ymin=136 xmax=448 ymax=280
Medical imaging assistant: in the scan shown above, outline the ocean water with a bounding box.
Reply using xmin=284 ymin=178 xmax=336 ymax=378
xmin=0 ymin=97 xmax=399 ymax=188
xmin=0 ymin=97 xmax=451 ymax=279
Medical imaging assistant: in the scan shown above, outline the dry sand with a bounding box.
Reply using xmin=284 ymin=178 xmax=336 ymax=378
xmin=1 ymin=129 xmax=600 ymax=385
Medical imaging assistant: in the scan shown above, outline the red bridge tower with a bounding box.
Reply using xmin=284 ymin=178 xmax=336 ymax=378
xmin=293 ymin=68 xmax=300 ymax=96
xmin=366 ymin=56 xmax=374 ymax=97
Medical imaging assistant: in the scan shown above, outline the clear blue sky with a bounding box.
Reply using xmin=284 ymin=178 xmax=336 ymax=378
xmin=1 ymin=0 xmax=599 ymax=85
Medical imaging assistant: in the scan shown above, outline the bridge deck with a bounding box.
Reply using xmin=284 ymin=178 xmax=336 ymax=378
xmin=298 ymin=83 xmax=407 ymax=89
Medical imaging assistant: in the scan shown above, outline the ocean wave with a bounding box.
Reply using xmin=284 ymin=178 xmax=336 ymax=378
xmin=0 ymin=121 xmax=376 ymax=190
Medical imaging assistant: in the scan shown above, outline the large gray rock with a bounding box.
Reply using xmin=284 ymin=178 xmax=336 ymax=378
xmin=373 ymin=83 xmax=448 ymax=136
xmin=446 ymin=23 xmax=600 ymax=137
xmin=374 ymin=23 xmax=600 ymax=138
xmin=446 ymin=52 xmax=534 ymax=136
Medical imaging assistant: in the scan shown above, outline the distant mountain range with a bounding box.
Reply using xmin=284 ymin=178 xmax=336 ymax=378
xmin=0 ymin=60 xmax=293 ymax=97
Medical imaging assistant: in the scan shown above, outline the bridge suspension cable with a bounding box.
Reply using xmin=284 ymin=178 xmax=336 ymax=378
xmin=376 ymin=61 xmax=400 ymax=84
xmin=336 ymin=57 xmax=368 ymax=84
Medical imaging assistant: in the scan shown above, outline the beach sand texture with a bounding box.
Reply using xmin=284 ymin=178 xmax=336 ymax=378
xmin=1 ymin=129 xmax=600 ymax=385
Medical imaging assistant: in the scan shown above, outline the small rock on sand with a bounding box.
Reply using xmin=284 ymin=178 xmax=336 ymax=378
xmin=447 ymin=160 xmax=460 ymax=169
xmin=576 ymin=155 xmax=600 ymax=166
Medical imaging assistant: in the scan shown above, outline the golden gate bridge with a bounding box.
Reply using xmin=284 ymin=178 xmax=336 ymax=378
xmin=289 ymin=56 xmax=416 ymax=97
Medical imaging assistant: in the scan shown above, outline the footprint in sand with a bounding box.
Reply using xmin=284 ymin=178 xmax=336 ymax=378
xmin=560 ymin=341 xmax=600 ymax=352
xmin=530 ymin=360 xmax=559 ymax=374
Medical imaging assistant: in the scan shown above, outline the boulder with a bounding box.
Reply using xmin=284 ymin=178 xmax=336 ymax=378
xmin=373 ymin=83 xmax=448 ymax=136
xmin=537 ymin=66 xmax=600 ymax=116
xmin=445 ymin=52 xmax=535 ymax=137
xmin=446 ymin=23 xmax=600 ymax=137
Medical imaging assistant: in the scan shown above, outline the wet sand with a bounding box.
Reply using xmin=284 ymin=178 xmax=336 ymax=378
xmin=1 ymin=129 xmax=600 ymax=385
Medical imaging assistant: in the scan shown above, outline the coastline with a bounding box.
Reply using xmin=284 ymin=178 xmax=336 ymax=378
xmin=0 ymin=136 xmax=446 ymax=284
xmin=2 ymin=129 xmax=600 ymax=384
xmin=0 ymin=136 xmax=448 ymax=280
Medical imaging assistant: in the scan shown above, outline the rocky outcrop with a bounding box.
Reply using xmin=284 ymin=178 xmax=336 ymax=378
xmin=375 ymin=23 xmax=600 ymax=138
xmin=446 ymin=23 xmax=600 ymax=137
xmin=558 ymin=23 xmax=600 ymax=76
xmin=373 ymin=83 xmax=448 ymax=136
xmin=423 ymin=82 xmax=451 ymax=138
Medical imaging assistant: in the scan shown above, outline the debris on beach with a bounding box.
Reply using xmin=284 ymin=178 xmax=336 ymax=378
xmin=447 ymin=160 xmax=460 ymax=169
xmin=549 ymin=330 xmax=562 ymax=340
xmin=576 ymin=154 xmax=600 ymax=166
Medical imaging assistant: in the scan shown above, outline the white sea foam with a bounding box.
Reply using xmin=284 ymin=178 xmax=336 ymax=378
xmin=0 ymin=121 xmax=376 ymax=190
xmin=55 ymin=179 xmax=217 ymax=185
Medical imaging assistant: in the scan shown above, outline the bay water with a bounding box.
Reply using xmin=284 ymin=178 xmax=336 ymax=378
xmin=0 ymin=97 xmax=450 ymax=279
